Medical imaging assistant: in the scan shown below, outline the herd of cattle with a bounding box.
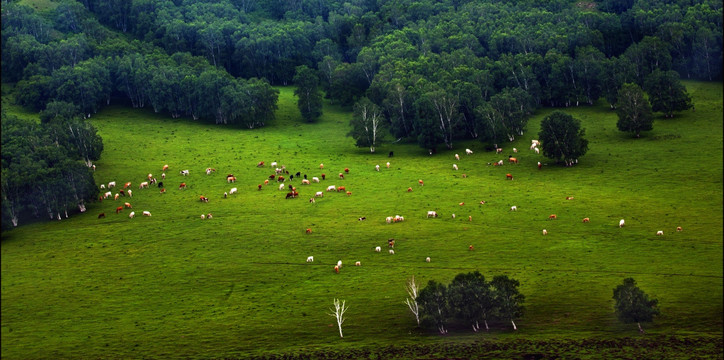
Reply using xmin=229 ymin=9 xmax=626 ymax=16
xmin=94 ymin=140 xmax=682 ymax=272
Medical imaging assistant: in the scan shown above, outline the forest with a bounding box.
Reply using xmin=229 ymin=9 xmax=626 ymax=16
xmin=1 ymin=0 xmax=722 ymax=227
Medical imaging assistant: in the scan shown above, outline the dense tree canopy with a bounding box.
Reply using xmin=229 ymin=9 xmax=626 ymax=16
xmin=538 ymin=111 xmax=589 ymax=166
xmin=616 ymin=83 xmax=654 ymax=137
xmin=613 ymin=278 xmax=660 ymax=333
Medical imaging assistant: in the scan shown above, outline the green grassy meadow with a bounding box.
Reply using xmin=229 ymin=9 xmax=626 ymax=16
xmin=1 ymin=82 xmax=722 ymax=359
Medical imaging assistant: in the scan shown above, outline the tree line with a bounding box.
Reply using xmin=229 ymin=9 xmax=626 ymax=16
xmin=2 ymin=106 xmax=102 ymax=227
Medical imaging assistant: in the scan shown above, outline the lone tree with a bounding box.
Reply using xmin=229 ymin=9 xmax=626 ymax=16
xmin=348 ymin=97 xmax=385 ymax=153
xmin=418 ymin=280 xmax=450 ymax=334
xmin=643 ymin=70 xmax=692 ymax=118
xmin=448 ymin=271 xmax=495 ymax=332
xmin=404 ymin=275 xmax=421 ymax=326
xmin=615 ymin=83 xmax=653 ymax=138
xmin=293 ymin=65 xmax=323 ymax=123
xmin=613 ymin=278 xmax=660 ymax=333
xmin=538 ymin=111 xmax=589 ymax=166
xmin=490 ymin=275 xmax=525 ymax=330
xmin=327 ymin=298 xmax=349 ymax=338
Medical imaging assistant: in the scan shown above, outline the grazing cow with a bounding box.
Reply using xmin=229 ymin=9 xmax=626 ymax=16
xmin=344 ymin=168 xmax=349 ymax=174
xmin=346 ymin=191 xmax=351 ymax=196
xmin=98 ymin=213 xmax=106 ymax=219
xmin=269 ymin=174 xmax=276 ymax=180
xmin=386 ymin=162 xmax=390 ymax=168
xmin=285 ymin=191 xmax=299 ymax=199
xmin=506 ymin=173 xmax=513 ymax=180
xmin=453 ymin=164 xmax=458 ymax=170
xmin=530 ymin=143 xmax=538 ymax=150
xmin=337 ymin=186 xmax=346 ymax=192
xmin=319 ymin=163 xmax=324 ymax=169
xmin=279 ymin=184 xmax=285 ymax=191
xmin=375 ymin=246 xmax=381 ymax=252
xmin=206 ymin=168 xmax=216 ymax=175
xmin=535 ymin=147 xmax=540 ymax=154
xmin=92 ymin=164 xmax=96 ymax=171
xmin=288 ymin=184 xmax=294 ymax=191
xmin=100 ymin=184 xmax=106 ymax=189
xmin=159 ymin=188 xmax=166 ymax=194
xmin=455 ymin=154 xmax=460 ymax=160
xmin=162 ymin=164 xmax=169 ymax=172
xmin=147 ymin=173 xmax=153 ymax=180
xmin=339 ymin=173 xmax=344 ymax=179
xmin=290 ymin=175 xmax=294 ymax=181
xmin=394 ymin=215 xmax=405 ymax=222
xmin=466 ymin=148 xmax=473 ymax=155
xmin=375 ymin=165 xmax=380 ymax=171
xmin=129 ymin=211 xmax=135 ymax=218
xmin=180 ymin=170 xmax=189 ymax=176
xmin=179 ymin=183 xmax=187 ymax=190
xmin=426 ymin=257 xmax=431 ymax=263
xmin=312 ymin=177 xmax=320 ymax=183
xmin=462 ymin=174 xmax=467 ymax=178
xmin=389 ymin=249 xmax=395 ymax=254
xmin=542 ymin=229 xmax=548 ymax=235
xmin=119 ymin=190 xmax=125 ymax=197
xmin=327 ymin=185 xmax=336 ymax=192
xmin=337 ymin=260 xmax=342 ymax=268
xmin=549 ymin=214 xmax=557 ymax=220
xmin=511 ymin=206 xmax=517 ymax=211
xmin=566 ymin=196 xmax=574 ymax=200
xmin=452 ymin=214 xmax=456 ymax=219
xmin=677 ymin=226 xmax=682 ymax=232
xmin=459 ymin=202 xmax=465 ymax=206
xmin=271 ymin=162 xmax=278 ymax=168
xmin=116 ymin=206 xmax=123 ymax=214
xmin=257 ymin=161 xmax=265 ymax=167
xmin=307 ymin=256 xmax=314 ymax=262
xmin=139 ymin=182 xmax=149 ymax=189
xmin=321 ymin=174 xmax=326 ymax=180
xmin=302 ymin=179 xmax=310 ymax=185
xmin=104 ymin=191 xmax=112 ymax=199
xmin=309 ymin=197 xmax=315 ymax=203
xmin=277 ymin=176 xmax=285 ymax=182
xmin=427 ymin=211 xmax=438 ymax=218
xmin=108 ymin=181 xmax=116 ymax=188
xmin=127 ymin=189 xmax=132 ymax=197
xmin=124 ymin=182 xmax=132 ymax=189
xmin=124 ymin=202 xmax=132 ymax=208
xmin=315 ymin=191 xmax=324 ymax=197
xmin=513 ymin=148 xmax=518 ymax=153
xmin=199 ymin=196 xmax=209 ymax=202
xmin=496 ymin=148 xmax=503 ymax=154
xmin=230 ymin=187 xmax=237 ymax=195
xmin=264 ymin=180 xmax=269 ymax=185
xmin=469 ymin=245 xmax=474 ymax=251
xmin=158 ymin=182 xmax=164 ymax=188
xmin=258 ymin=184 xmax=262 ymax=190
xmin=224 ymin=192 xmax=228 ymax=198
xmin=386 ymin=216 xmax=393 ymax=224
xmin=227 ymin=176 xmax=236 ymax=183
xmin=358 ymin=217 xmax=366 ymax=221
xmin=306 ymin=228 xmax=312 ymax=234
xmin=201 ymin=214 xmax=206 ymax=220
xmin=418 ymin=179 xmax=424 ymax=186
xmin=468 ymin=216 xmax=472 ymax=222
xmin=656 ymin=230 xmax=664 ymax=235
xmin=407 ymin=187 xmax=413 ymax=192
xmin=538 ymin=161 xmax=542 ymax=169
xmin=582 ymin=217 xmax=590 ymax=223
xmin=389 ymin=151 xmax=394 ymax=157
xmin=334 ymin=265 xmax=339 ymax=273
xmin=480 ymin=201 xmax=486 ymax=204
xmin=206 ymin=213 xmax=212 ymax=219
xmin=508 ymin=157 xmax=518 ymax=164
xmin=355 ymin=261 xmax=361 ymax=266
xmin=114 ymin=193 xmax=120 ymax=200
xmin=162 ymin=173 xmax=166 ymax=179
xmin=619 ymin=219 xmax=625 ymax=228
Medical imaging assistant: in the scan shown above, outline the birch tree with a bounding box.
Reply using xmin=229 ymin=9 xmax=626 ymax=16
xmin=327 ymin=298 xmax=348 ymax=338
xmin=348 ymin=97 xmax=384 ymax=153
xmin=613 ymin=278 xmax=660 ymax=333
xmin=404 ymin=276 xmax=421 ymax=326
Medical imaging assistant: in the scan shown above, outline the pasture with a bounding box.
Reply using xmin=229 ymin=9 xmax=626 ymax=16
xmin=1 ymin=82 xmax=722 ymax=359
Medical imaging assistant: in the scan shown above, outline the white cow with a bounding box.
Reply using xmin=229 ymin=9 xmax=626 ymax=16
xmin=337 ymin=260 xmax=342 ymax=268
xmin=301 ymin=179 xmax=310 ymax=185
xmin=453 ymin=164 xmax=458 ymax=170
xmin=455 ymin=154 xmax=460 ymax=160
xmin=375 ymin=246 xmax=381 ymax=252
xmin=375 ymin=164 xmax=380 ymax=171
xmin=542 ymin=229 xmax=547 ymax=235
xmin=619 ymin=219 xmax=625 ymax=228
xmin=327 ymin=185 xmax=336 ymax=192
xmin=426 ymin=257 xmax=431 ymax=262
xmin=530 ymin=143 xmax=538 ymax=150
xmin=108 ymin=181 xmax=116 ymax=188
xmin=201 ymin=214 xmax=206 ymax=220
xmin=100 ymin=184 xmax=106 ymax=189
xmin=104 ymin=191 xmax=112 ymax=199
xmin=229 ymin=187 xmax=237 ymax=194
xmin=389 ymin=249 xmax=395 ymax=254
xmin=386 ymin=162 xmax=390 ymax=168
xmin=271 ymin=162 xmax=278 ymax=168
xmin=279 ymin=184 xmax=285 ymax=190
xmin=312 ymin=177 xmax=320 ymax=183
xmin=355 ymin=261 xmax=361 ymax=266
xmin=180 ymin=170 xmax=189 ymax=176
xmin=386 ymin=216 xmax=393 ymax=224
xmin=142 ymin=211 xmax=151 ymax=217
xmin=465 ymin=148 xmax=473 ymax=155
xmin=513 ymin=147 xmax=518 ymax=153
xmin=127 ymin=189 xmax=132 ymax=197
xmin=306 ymin=256 xmax=314 ymax=262
xmin=510 ymin=206 xmax=517 ymax=211
xmin=315 ymin=191 xmax=324 ymax=197
xmin=128 ymin=211 xmax=135 ymax=218
xmin=139 ymin=181 xmax=149 ymax=189
xmin=427 ymin=211 xmax=438 ymax=218
xmin=656 ymin=230 xmax=664 ymax=236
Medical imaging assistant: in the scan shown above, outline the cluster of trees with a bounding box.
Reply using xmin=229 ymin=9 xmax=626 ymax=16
xmin=405 ymin=272 xmax=525 ymax=334
xmin=2 ymin=2 xmax=279 ymax=128
xmin=2 ymin=106 xmax=102 ymax=227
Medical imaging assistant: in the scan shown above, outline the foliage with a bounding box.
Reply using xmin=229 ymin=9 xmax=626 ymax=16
xmin=538 ymin=111 xmax=589 ymax=166
xmin=447 ymin=271 xmax=495 ymax=332
xmin=615 ymin=83 xmax=653 ymax=138
xmin=348 ymin=97 xmax=385 ymax=152
xmin=293 ymin=65 xmax=323 ymax=123
xmin=417 ymin=280 xmax=450 ymax=334
xmin=643 ymin=70 xmax=693 ymax=118
xmin=613 ymin=278 xmax=660 ymax=333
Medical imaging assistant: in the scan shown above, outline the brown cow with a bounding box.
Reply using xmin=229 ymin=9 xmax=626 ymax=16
xmin=506 ymin=173 xmax=513 ymax=180
xmin=549 ymin=214 xmax=557 ymax=220
xmin=337 ymin=186 xmax=346 ymax=192
xmin=179 ymin=183 xmax=187 ymax=190
xmin=582 ymin=217 xmax=590 ymax=223
xmin=98 ymin=213 xmax=106 ymax=219
xmin=116 ymin=206 xmax=123 ymax=214
xmin=508 ymin=157 xmax=518 ymax=164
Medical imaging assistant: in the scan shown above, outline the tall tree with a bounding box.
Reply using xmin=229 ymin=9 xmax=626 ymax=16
xmin=615 ymin=83 xmax=653 ymax=138
xmin=293 ymin=65 xmax=323 ymax=123
xmin=349 ymin=97 xmax=384 ymax=153
xmin=448 ymin=271 xmax=495 ymax=332
xmin=490 ymin=275 xmax=525 ymax=330
xmin=643 ymin=70 xmax=692 ymax=118
xmin=613 ymin=278 xmax=660 ymax=333
xmin=418 ymin=280 xmax=450 ymax=334
xmin=538 ymin=111 xmax=589 ymax=166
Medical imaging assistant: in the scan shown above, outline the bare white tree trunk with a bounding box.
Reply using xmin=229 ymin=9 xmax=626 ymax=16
xmin=638 ymin=322 xmax=644 ymax=333
xmin=484 ymin=319 xmax=489 ymax=331
xmin=404 ymin=276 xmax=420 ymax=325
xmin=511 ymin=320 xmax=517 ymax=330
xmin=328 ymin=298 xmax=348 ymax=338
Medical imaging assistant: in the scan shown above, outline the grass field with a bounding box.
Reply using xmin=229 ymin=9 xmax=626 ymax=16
xmin=1 ymin=82 xmax=722 ymax=359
